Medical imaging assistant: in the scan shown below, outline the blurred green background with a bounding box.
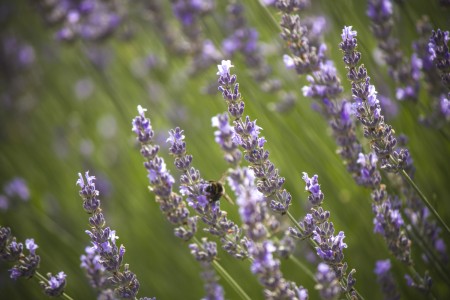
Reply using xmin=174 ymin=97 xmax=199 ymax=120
xmin=1 ymin=0 xmax=449 ymax=299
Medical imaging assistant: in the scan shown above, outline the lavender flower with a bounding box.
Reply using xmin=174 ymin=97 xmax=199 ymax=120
xmin=340 ymin=26 xmax=410 ymax=173
xmin=404 ymin=272 xmax=433 ymax=294
xmin=278 ymin=10 xmax=324 ymax=74
xmin=40 ymin=271 xmax=67 ymax=297
xmin=367 ymin=0 xmax=420 ymax=101
xmin=0 ymin=177 xmax=30 ymax=211
xmin=374 ymin=259 xmax=400 ymax=300
xmin=315 ymin=263 xmax=341 ymax=300
xmin=80 ymin=246 xmax=111 ymax=293
xmin=290 ymin=173 xmax=356 ymax=296
xmin=7 ymin=237 xmax=40 ymax=280
xmin=189 ymin=238 xmax=224 ymax=300
xmin=3 ymin=177 xmax=29 ymax=201
xmin=171 ymin=0 xmax=218 ymax=74
xmin=132 ymin=105 xmax=198 ymax=241
xmin=166 ymin=125 xmax=249 ymax=259
xmin=211 ymin=113 xmax=242 ymax=167
xmin=217 ymin=60 xmax=292 ymax=215
xmin=37 ymin=0 xmax=123 ymax=42
xmin=428 ymin=29 xmax=450 ymax=89
xmin=222 ymin=3 xmax=283 ymax=95
xmin=172 ymin=0 xmax=214 ymax=27
xmin=77 ymin=171 xmax=141 ymax=299
xmin=229 ymin=167 xmax=305 ymax=298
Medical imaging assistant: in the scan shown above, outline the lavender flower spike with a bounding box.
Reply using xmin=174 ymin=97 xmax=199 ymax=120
xmin=166 ymin=124 xmax=249 ymax=260
xmin=40 ymin=271 xmax=67 ymax=297
xmin=339 ymin=26 xmax=410 ymax=173
xmin=217 ymin=60 xmax=292 ymax=214
xmin=189 ymin=238 xmax=225 ymax=300
xmin=0 ymin=226 xmax=69 ymax=297
xmin=229 ymin=167 xmax=306 ymax=298
xmin=428 ymin=29 xmax=450 ymax=89
xmin=132 ymin=105 xmax=198 ymax=241
xmin=374 ymin=259 xmax=400 ymax=300
xmin=77 ymin=171 xmax=141 ymax=299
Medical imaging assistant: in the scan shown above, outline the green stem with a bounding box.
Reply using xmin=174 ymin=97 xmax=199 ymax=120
xmin=401 ymin=170 xmax=450 ymax=236
xmin=406 ymin=218 xmax=450 ymax=285
xmin=288 ymin=255 xmax=315 ymax=282
xmin=35 ymin=271 xmax=74 ymax=300
xmin=212 ymin=260 xmax=252 ymax=300
xmin=193 ymin=237 xmax=251 ymax=300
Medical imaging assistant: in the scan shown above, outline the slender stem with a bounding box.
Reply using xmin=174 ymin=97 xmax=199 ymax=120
xmin=212 ymin=260 xmax=252 ymax=300
xmin=35 ymin=271 xmax=74 ymax=300
xmin=287 ymin=211 xmax=304 ymax=235
xmin=407 ymin=266 xmax=437 ymax=300
xmin=288 ymin=255 xmax=315 ymax=281
xmin=406 ymin=219 xmax=450 ymax=285
xmin=193 ymin=237 xmax=251 ymax=300
xmin=401 ymin=170 xmax=450 ymax=235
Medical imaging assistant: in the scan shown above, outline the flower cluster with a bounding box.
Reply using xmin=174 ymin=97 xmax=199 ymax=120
xmin=132 ymin=105 xmax=198 ymax=241
xmin=0 ymin=177 xmax=30 ymax=211
xmin=290 ymin=173 xmax=356 ymax=297
xmin=211 ymin=112 xmax=242 ymax=167
xmin=428 ymin=29 xmax=450 ymax=89
xmin=339 ymin=26 xmax=410 ymax=173
xmin=171 ymin=0 xmax=220 ymax=74
xmin=0 ymin=226 xmax=67 ymax=297
xmin=217 ymin=60 xmax=292 ymax=215
xmin=222 ymin=3 xmax=283 ymax=96
xmin=229 ymin=167 xmax=306 ymax=299
xmin=37 ymin=0 xmax=123 ymax=42
xmin=80 ymin=246 xmax=114 ymax=298
xmin=166 ymin=125 xmax=249 ymax=259
xmin=189 ymin=238 xmax=224 ymax=300
xmin=367 ymin=0 xmax=420 ymax=101
xmin=374 ymin=259 xmax=400 ymax=300
xmin=40 ymin=272 xmax=67 ymax=297
xmin=76 ymin=171 xmax=141 ymax=299
xmin=276 ymin=0 xmax=325 ymax=75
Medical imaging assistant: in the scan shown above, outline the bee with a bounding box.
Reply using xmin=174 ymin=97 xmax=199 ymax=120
xmin=204 ymin=180 xmax=234 ymax=205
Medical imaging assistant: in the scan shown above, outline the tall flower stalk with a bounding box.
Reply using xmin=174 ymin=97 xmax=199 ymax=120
xmin=272 ymin=1 xmax=448 ymax=286
xmin=0 ymin=226 xmax=71 ymax=299
xmin=132 ymin=106 xmax=250 ymax=300
xmin=76 ymin=171 xmax=144 ymax=299
xmin=166 ymin=126 xmax=250 ymax=260
xmin=339 ymin=26 xmax=450 ymax=236
xmin=217 ymin=60 xmax=361 ymax=299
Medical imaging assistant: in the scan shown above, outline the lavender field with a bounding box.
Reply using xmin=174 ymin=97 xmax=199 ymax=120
xmin=1 ymin=0 xmax=449 ymax=299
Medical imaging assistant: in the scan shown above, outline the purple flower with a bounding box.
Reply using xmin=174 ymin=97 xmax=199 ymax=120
xmin=340 ymin=26 xmax=411 ymax=172
xmin=77 ymin=171 xmax=141 ymax=298
xmin=315 ymin=263 xmax=341 ymax=300
xmin=217 ymin=60 xmax=234 ymax=77
xmin=189 ymin=238 xmax=225 ymax=300
xmin=211 ymin=113 xmax=242 ymax=166
xmin=229 ymin=167 xmax=302 ymax=297
xmin=278 ymin=6 xmax=323 ymax=74
xmin=40 ymin=271 xmax=67 ymax=297
xmin=302 ymin=172 xmax=324 ymax=206
xmin=374 ymin=259 xmax=400 ymax=300
xmin=217 ymin=61 xmax=292 ymax=214
xmin=428 ymin=29 xmax=450 ymax=89
xmin=132 ymin=106 xmax=197 ymax=241
xmin=440 ymin=93 xmax=450 ymax=119
xmin=3 ymin=231 xmax=40 ymax=280
xmin=3 ymin=177 xmax=30 ymax=201
xmin=80 ymin=246 xmax=109 ymax=291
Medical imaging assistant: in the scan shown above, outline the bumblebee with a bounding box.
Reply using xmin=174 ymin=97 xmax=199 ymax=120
xmin=205 ymin=180 xmax=234 ymax=204
xmin=205 ymin=181 xmax=224 ymax=202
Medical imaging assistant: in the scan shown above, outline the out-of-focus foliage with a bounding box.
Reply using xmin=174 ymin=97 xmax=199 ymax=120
xmin=0 ymin=0 xmax=449 ymax=299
